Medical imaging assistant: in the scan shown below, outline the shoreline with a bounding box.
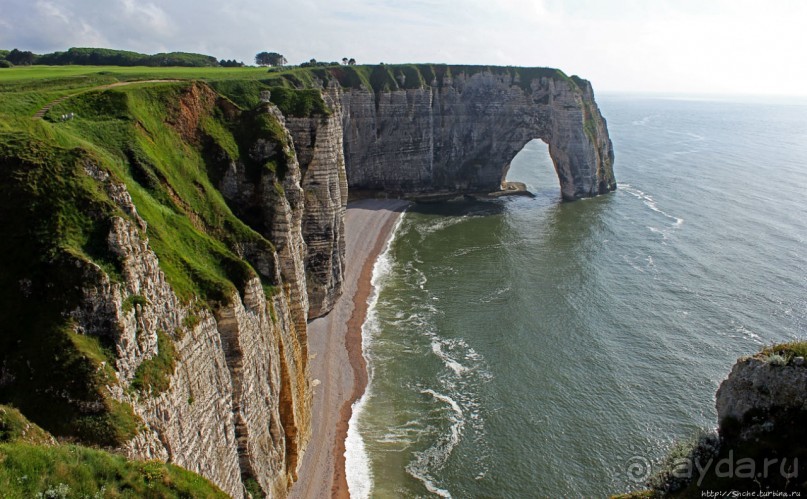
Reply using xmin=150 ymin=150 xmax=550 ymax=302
xmin=290 ymin=198 xmax=408 ymax=499
xmin=332 ymin=208 xmax=403 ymax=498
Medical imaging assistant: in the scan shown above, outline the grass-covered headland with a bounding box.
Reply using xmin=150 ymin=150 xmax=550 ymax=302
xmin=0 ymin=63 xmax=318 ymax=493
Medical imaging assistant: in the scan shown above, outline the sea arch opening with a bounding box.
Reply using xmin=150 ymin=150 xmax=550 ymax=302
xmin=502 ymin=139 xmax=562 ymax=200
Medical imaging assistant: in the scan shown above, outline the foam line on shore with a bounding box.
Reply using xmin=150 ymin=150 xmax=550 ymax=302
xmin=344 ymin=211 xmax=406 ymax=498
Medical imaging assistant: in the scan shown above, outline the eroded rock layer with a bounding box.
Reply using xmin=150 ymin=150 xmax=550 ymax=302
xmin=285 ymin=85 xmax=348 ymax=319
xmin=73 ymin=158 xmax=311 ymax=497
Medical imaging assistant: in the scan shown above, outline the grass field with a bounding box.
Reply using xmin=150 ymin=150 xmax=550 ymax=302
xmin=0 ymin=65 xmax=277 ymax=119
xmin=0 ymin=63 xmax=574 ymax=119
xmin=0 ymin=64 xmax=271 ymax=82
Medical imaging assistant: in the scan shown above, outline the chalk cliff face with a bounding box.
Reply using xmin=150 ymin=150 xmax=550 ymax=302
xmin=0 ymin=82 xmax=337 ymax=498
xmin=72 ymin=156 xmax=311 ymax=497
xmin=74 ymin=88 xmax=348 ymax=497
xmin=338 ymin=68 xmax=615 ymax=200
xmin=284 ymin=85 xmax=348 ymax=319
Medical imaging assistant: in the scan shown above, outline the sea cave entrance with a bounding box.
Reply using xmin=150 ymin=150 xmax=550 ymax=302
xmin=502 ymin=139 xmax=561 ymax=199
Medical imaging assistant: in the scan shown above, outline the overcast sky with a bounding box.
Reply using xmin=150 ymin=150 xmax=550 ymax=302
xmin=3 ymin=0 xmax=806 ymax=95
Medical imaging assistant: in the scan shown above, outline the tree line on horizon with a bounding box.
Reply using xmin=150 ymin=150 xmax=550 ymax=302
xmin=255 ymin=51 xmax=356 ymax=68
xmin=0 ymin=47 xmax=244 ymax=68
xmin=0 ymin=47 xmax=358 ymax=70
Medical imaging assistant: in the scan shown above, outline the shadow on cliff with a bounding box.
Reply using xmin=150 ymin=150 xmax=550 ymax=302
xmin=347 ymin=196 xmax=506 ymax=220
xmin=348 ymin=192 xmax=615 ymax=232
xmin=404 ymin=198 xmax=507 ymax=218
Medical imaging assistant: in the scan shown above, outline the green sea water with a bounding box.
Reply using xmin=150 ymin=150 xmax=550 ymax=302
xmin=345 ymin=95 xmax=807 ymax=497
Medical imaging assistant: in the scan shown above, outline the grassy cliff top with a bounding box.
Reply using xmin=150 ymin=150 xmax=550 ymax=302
xmin=0 ymin=63 xmax=584 ymax=119
xmin=758 ymin=340 xmax=807 ymax=365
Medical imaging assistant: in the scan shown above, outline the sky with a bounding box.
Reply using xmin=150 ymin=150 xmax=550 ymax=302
xmin=2 ymin=0 xmax=806 ymax=96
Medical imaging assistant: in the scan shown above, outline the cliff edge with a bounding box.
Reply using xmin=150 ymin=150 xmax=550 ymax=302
xmin=0 ymin=81 xmax=341 ymax=498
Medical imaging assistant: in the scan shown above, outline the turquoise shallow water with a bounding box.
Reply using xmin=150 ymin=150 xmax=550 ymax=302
xmin=347 ymin=95 xmax=807 ymax=497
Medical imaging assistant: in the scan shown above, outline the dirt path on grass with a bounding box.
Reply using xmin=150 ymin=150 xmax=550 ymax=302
xmin=31 ymin=79 xmax=182 ymax=119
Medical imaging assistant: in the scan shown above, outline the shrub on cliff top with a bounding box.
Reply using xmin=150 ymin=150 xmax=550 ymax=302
xmin=764 ymin=353 xmax=788 ymax=366
xmin=759 ymin=340 xmax=807 ymax=365
xmin=268 ymin=87 xmax=330 ymax=117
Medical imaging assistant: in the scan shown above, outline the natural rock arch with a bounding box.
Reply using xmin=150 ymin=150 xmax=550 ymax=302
xmin=338 ymin=67 xmax=615 ymax=201
xmin=502 ymin=138 xmax=557 ymax=191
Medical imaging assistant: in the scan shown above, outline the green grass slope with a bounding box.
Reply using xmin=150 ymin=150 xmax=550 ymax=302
xmin=0 ymin=76 xmax=297 ymax=446
xmin=0 ymin=63 xmax=579 ymax=120
xmin=0 ymin=404 xmax=227 ymax=498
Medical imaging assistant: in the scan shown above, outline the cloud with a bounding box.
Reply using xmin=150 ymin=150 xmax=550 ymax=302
xmin=1 ymin=0 xmax=805 ymax=95
xmin=118 ymin=0 xmax=173 ymax=38
xmin=36 ymin=1 xmax=70 ymax=24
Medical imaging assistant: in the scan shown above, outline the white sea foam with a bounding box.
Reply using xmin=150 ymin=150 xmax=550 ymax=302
xmin=620 ymin=183 xmax=685 ymax=229
xmin=416 ymin=215 xmax=470 ymax=236
xmin=432 ymin=341 xmax=468 ymax=375
xmin=345 ymin=210 xmax=407 ymax=499
xmin=344 ymin=397 xmax=372 ymax=498
xmin=405 ymin=389 xmax=466 ymax=498
xmin=623 ymin=254 xmax=646 ymax=273
xmin=731 ymin=322 xmax=763 ymax=344
xmin=450 ymin=243 xmax=505 ymax=258
xmin=347 ymin=210 xmax=494 ymax=497
xmin=376 ymin=420 xmax=427 ymax=446
xmin=401 ymin=332 xmax=492 ymax=496
xmin=478 ymin=285 xmax=511 ymax=303
xmin=402 ymin=261 xmax=429 ymax=289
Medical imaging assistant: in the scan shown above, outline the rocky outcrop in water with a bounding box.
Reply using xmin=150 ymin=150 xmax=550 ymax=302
xmin=716 ymin=354 xmax=807 ymax=442
xmin=709 ymin=353 xmax=807 ymax=491
xmin=624 ymin=348 xmax=807 ymax=496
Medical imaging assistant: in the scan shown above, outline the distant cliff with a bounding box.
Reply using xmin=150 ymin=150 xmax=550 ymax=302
xmin=264 ymin=64 xmax=616 ymax=201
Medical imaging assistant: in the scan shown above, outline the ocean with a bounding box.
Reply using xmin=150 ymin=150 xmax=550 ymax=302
xmin=345 ymin=94 xmax=807 ymax=497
